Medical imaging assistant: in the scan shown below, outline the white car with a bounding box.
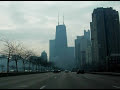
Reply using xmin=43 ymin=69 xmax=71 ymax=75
xmin=25 ymin=70 xmax=29 ymax=72
xmin=65 ymin=70 xmax=69 ymax=73
xmin=10 ymin=70 xmax=15 ymax=72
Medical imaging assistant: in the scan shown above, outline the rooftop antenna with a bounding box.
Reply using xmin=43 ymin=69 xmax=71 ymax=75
xmin=63 ymin=13 xmax=64 ymax=25
xmin=58 ymin=12 xmax=59 ymax=25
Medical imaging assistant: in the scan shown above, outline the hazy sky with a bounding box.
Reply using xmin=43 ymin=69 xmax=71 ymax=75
xmin=0 ymin=1 xmax=119 ymax=57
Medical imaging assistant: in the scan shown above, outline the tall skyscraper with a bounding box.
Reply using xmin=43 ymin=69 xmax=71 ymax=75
xmin=55 ymin=24 xmax=67 ymax=56
xmin=41 ymin=51 xmax=47 ymax=62
xmin=49 ymin=40 xmax=55 ymax=62
xmin=90 ymin=7 xmax=120 ymax=71
xmin=75 ymin=30 xmax=91 ymax=70
xmin=75 ymin=36 xmax=84 ymax=69
xmin=84 ymin=30 xmax=90 ymax=40
xmin=49 ymin=15 xmax=75 ymax=70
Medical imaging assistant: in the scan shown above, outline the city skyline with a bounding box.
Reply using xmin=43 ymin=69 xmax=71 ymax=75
xmin=0 ymin=1 xmax=119 ymax=57
xmin=0 ymin=1 xmax=120 ymax=89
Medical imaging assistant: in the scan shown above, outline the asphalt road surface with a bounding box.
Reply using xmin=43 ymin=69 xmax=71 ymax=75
xmin=0 ymin=72 xmax=120 ymax=89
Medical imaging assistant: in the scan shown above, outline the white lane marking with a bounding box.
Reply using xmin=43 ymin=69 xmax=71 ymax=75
xmin=81 ymin=76 xmax=91 ymax=80
xmin=54 ymin=77 xmax=57 ymax=79
xmin=40 ymin=85 xmax=46 ymax=89
xmin=113 ymin=86 xmax=120 ymax=88
xmin=85 ymin=76 xmax=90 ymax=79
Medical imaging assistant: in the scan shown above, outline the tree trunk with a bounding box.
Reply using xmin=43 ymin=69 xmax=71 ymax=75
xmin=7 ymin=57 xmax=9 ymax=73
xmin=36 ymin=64 xmax=37 ymax=72
xmin=38 ymin=65 xmax=40 ymax=72
xmin=37 ymin=65 xmax=38 ymax=71
xmin=32 ymin=63 xmax=34 ymax=72
xmin=29 ymin=61 xmax=31 ymax=72
xmin=15 ymin=60 xmax=18 ymax=72
xmin=2 ymin=66 xmax=3 ymax=72
xmin=23 ymin=60 xmax=25 ymax=72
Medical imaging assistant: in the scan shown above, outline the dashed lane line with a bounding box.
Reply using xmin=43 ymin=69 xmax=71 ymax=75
xmin=113 ymin=86 xmax=120 ymax=89
xmin=40 ymin=85 xmax=46 ymax=89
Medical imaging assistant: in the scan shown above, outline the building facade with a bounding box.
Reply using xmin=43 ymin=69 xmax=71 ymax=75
xmin=49 ymin=18 xmax=75 ymax=70
xmin=49 ymin=40 xmax=55 ymax=62
xmin=41 ymin=51 xmax=47 ymax=62
xmin=90 ymin=7 xmax=120 ymax=71
xmin=75 ymin=30 xmax=91 ymax=71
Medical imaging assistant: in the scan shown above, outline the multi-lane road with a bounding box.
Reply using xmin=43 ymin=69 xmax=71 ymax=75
xmin=0 ymin=72 xmax=120 ymax=89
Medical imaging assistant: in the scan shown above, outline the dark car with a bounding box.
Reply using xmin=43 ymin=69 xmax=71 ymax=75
xmin=77 ymin=70 xmax=85 ymax=74
xmin=71 ymin=68 xmax=78 ymax=72
xmin=53 ymin=70 xmax=61 ymax=73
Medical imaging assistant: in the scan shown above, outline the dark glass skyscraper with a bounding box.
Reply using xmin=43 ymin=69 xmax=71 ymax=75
xmin=90 ymin=7 xmax=120 ymax=71
xmin=75 ymin=30 xmax=91 ymax=70
xmin=55 ymin=24 xmax=67 ymax=56
xmin=49 ymin=16 xmax=74 ymax=70
xmin=49 ymin=40 xmax=55 ymax=62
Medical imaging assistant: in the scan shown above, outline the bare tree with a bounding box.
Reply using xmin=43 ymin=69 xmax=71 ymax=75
xmin=10 ymin=65 xmax=16 ymax=72
xmin=19 ymin=49 xmax=28 ymax=72
xmin=0 ymin=37 xmax=25 ymax=73
xmin=0 ymin=37 xmax=44 ymax=73
xmin=20 ymin=48 xmax=34 ymax=72
xmin=11 ymin=41 xmax=23 ymax=72
xmin=0 ymin=64 xmax=5 ymax=72
xmin=26 ymin=50 xmax=34 ymax=72
xmin=0 ymin=39 xmax=15 ymax=73
xmin=29 ymin=56 xmax=41 ymax=72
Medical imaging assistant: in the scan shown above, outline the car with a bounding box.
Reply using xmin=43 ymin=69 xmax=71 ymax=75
xmin=77 ymin=70 xmax=85 ymax=74
xmin=53 ymin=70 xmax=60 ymax=73
xmin=51 ymin=70 xmax=54 ymax=72
xmin=29 ymin=70 xmax=32 ymax=72
xmin=46 ymin=70 xmax=49 ymax=72
xmin=10 ymin=70 xmax=15 ymax=72
xmin=71 ymin=68 xmax=78 ymax=72
xmin=58 ymin=70 xmax=61 ymax=72
xmin=65 ymin=70 xmax=69 ymax=73
xmin=25 ymin=70 xmax=29 ymax=72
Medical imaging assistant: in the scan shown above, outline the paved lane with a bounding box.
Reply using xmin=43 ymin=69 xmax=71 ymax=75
xmin=37 ymin=72 xmax=120 ymax=89
xmin=0 ymin=72 xmax=120 ymax=89
xmin=0 ymin=73 xmax=56 ymax=89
